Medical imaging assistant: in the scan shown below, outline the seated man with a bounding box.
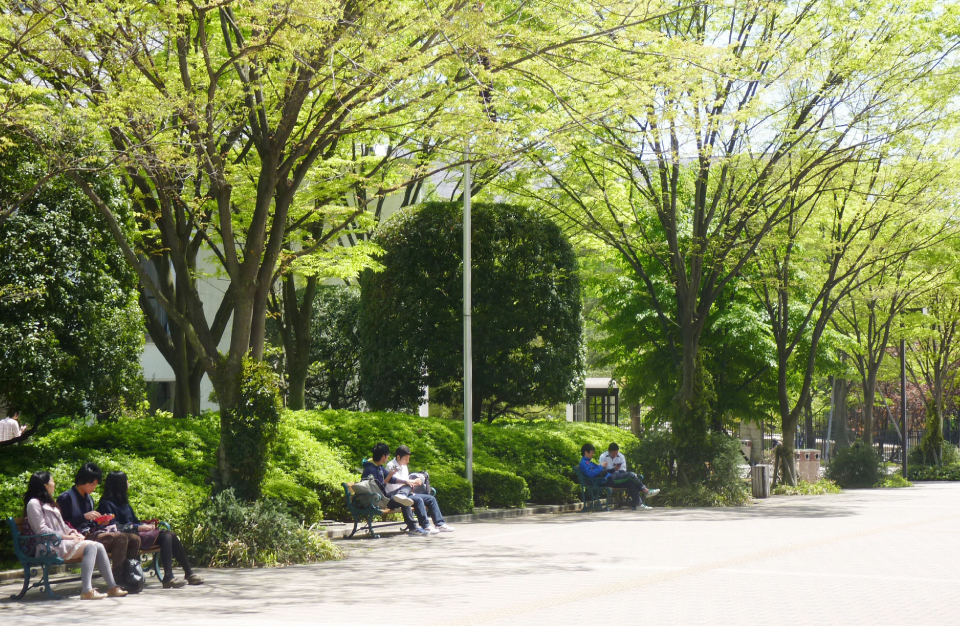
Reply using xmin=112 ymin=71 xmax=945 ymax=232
xmin=385 ymin=445 xmax=455 ymax=534
xmin=57 ymin=462 xmax=141 ymax=584
xmin=599 ymin=442 xmax=659 ymax=506
xmin=360 ymin=443 xmax=425 ymax=535
xmin=580 ymin=443 xmax=659 ymax=510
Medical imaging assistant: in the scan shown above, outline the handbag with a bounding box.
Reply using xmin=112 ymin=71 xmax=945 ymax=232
xmin=137 ymin=528 xmax=162 ymax=550
xmin=121 ymin=557 xmax=146 ymax=594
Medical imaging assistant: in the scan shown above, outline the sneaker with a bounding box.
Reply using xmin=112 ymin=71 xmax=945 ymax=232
xmin=162 ymin=577 xmax=187 ymax=589
xmin=81 ymin=589 xmax=107 ymax=600
xmin=107 ymin=586 xmax=129 ymax=597
xmin=645 ymin=488 xmax=660 ymax=499
xmin=632 ymin=503 xmax=652 ymax=510
xmin=392 ymin=494 xmax=415 ymax=507
xmin=437 ymin=524 xmax=455 ymax=532
xmin=186 ymin=574 xmax=204 ymax=586
xmin=410 ymin=527 xmax=430 ymax=536
xmin=427 ymin=526 xmax=440 ymax=535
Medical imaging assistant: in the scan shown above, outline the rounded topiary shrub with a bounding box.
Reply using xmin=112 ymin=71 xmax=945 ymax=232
xmin=428 ymin=468 xmax=474 ymax=515
xmin=826 ymin=441 xmax=884 ymax=488
xmin=523 ymin=467 xmax=579 ymax=505
xmin=473 ymin=466 xmax=529 ymax=508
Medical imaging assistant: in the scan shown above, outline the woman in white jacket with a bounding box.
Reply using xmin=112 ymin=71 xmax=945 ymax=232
xmin=23 ymin=471 xmax=128 ymax=600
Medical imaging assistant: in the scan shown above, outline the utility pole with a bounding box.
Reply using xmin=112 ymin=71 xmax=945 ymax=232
xmin=463 ymin=147 xmax=473 ymax=486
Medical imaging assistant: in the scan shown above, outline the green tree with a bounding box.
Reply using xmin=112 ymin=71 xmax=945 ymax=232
xmin=512 ymin=0 xmax=960 ymax=480
xmin=361 ymin=202 xmax=584 ymax=421
xmin=0 ymin=143 xmax=143 ymax=443
xmin=0 ymin=0 xmax=659 ymax=495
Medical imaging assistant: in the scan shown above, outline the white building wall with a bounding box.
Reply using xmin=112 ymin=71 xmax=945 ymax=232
xmin=140 ymin=251 xmax=232 ymax=412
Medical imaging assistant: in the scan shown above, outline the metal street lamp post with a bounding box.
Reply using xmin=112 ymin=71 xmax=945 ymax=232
xmin=463 ymin=149 xmax=473 ymax=486
xmin=900 ymin=307 xmax=927 ymax=480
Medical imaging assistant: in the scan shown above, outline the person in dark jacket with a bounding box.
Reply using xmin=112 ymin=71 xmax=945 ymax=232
xmin=360 ymin=442 xmax=425 ymax=534
xmin=97 ymin=471 xmax=203 ymax=589
xmin=57 ymin=462 xmax=141 ymax=583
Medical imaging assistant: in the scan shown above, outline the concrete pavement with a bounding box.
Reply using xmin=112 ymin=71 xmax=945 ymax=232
xmin=3 ymin=482 xmax=959 ymax=625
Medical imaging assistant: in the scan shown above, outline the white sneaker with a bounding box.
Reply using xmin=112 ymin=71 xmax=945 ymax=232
xmin=427 ymin=526 xmax=440 ymax=535
xmin=437 ymin=524 xmax=455 ymax=532
xmin=392 ymin=494 xmax=414 ymax=507
xmin=645 ymin=488 xmax=660 ymax=499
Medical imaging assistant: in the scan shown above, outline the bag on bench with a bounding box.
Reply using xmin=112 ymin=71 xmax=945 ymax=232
xmin=351 ymin=479 xmax=392 ymax=510
xmin=409 ymin=471 xmax=431 ymax=495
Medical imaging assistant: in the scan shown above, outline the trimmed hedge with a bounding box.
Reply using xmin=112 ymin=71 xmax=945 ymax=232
xmin=0 ymin=408 xmax=675 ymax=564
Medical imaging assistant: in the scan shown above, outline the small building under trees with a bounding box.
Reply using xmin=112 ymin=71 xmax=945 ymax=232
xmin=566 ymin=378 xmax=620 ymax=426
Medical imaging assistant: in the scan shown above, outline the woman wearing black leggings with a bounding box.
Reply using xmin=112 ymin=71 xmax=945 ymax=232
xmin=97 ymin=471 xmax=204 ymax=589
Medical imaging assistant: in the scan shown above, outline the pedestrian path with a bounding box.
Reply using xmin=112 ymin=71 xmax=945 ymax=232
xmin=3 ymin=483 xmax=959 ymax=625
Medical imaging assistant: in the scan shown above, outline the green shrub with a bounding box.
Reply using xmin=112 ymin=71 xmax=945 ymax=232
xmin=428 ymin=468 xmax=473 ymax=514
xmin=261 ymin=471 xmax=323 ymax=525
xmin=523 ymin=467 xmax=579 ymax=504
xmin=908 ymin=464 xmax=960 ymax=481
xmin=771 ymin=479 xmax=841 ymax=496
xmin=180 ymin=490 xmax=343 ymax=568
xmin=826 ymin=441 xmax=884 ymax=488
xmin=633 ymin=429 xmax=748 ymax=507
xmin=220 ymin=358 xmax=283 ymax=501
xmin=878 ymin=474 xmax=913 ymax=488
xmin=473 ymin=465 xmax=529 ymax=508
xmin=908 ymin=442 xmax=960 ymax=468
xmin=270 ymin=417 xmax=355 ymax=521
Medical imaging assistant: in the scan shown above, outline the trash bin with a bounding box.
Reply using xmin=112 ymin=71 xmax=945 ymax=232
xmin=795 ymin=449 xmax=821 ymax=483
xmin=751 ymin=464 xmax=771 ymax=498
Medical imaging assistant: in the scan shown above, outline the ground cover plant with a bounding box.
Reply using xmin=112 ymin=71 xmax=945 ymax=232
xmin=772 ymin=479 xmax=841 ymax=496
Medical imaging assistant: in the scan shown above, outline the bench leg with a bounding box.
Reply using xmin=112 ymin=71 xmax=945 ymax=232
xmin=10 ymin=566 xmax=31 ymax=600
xmin=39 ymin=565 xmax=61 ymax=600
xmin=348 ymin=520 xmax=360 ymax=539
xmin=365 ymin=515 xmax=380 ymax=539
xmin=152 ymin=552 xmax=162 ymax=580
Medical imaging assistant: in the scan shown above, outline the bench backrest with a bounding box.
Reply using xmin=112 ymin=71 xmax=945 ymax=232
xmin=6 ymin=517 xmax=30 ymax=560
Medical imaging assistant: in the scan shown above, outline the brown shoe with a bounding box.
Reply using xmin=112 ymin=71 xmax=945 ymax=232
xmin=80 ymin=589 xmax=107 ymax=600
xmin=186 ymin=574 xmax=205 ymax=586
xmin=162 ymin=577 xmax=187 ymax=589
xmin=107 ymin=586 xmax=128 ymax=598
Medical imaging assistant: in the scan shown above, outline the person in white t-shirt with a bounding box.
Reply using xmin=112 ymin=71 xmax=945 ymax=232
xmin=599 ymin=443 xmax=659 ymax=507
xmin=385 ymin=445 xmax=455 ymax=534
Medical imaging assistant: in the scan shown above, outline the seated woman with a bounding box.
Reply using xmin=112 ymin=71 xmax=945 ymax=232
xmin=23 ymin=471 xmax=128 ymax=600
xmin=97 ymin=471 xmax=204 ymax=589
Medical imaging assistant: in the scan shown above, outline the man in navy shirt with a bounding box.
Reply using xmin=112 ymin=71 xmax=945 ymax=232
xmin=57 ymin=462 xmax=141 ymax=582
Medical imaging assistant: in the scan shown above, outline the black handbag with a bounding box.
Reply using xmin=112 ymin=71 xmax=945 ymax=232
xmin=121 ymin=558 xmax=146 ymax=594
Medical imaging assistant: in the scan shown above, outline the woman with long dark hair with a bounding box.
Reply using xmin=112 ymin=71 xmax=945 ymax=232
xmin=23 ymin=471 xmax=128 ymax=600
xmin=97 ymin=471 xmax=203 ymax=588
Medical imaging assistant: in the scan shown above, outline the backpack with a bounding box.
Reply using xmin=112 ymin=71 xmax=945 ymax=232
xmin=409 ymin=471 xmax=431 ymax=495
xmin=121 ymin=558 xmax=146 ymax=594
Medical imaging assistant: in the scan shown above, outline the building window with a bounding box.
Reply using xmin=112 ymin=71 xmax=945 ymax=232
xmin=146 ymin=381 xmax=175 ymax=414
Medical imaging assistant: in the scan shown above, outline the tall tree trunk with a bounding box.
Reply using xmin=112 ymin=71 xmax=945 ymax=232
xmin=804 ymin=394 xmax=815 ymax=449
xmin=277 ymin=274 xmax=318 ymax=411
xmin=862 ymin=369 xmax=879 ymax=445
xmin=833 ymin=378 xmax=850 ymax=450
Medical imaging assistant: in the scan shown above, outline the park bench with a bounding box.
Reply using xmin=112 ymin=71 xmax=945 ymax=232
xmin=573 ymin=466 xmax=630 ymax=511
xmin=6 ymin=516 xmax=167 ymax=600
xmin=341 ymin=482 xmax=437 ymax=539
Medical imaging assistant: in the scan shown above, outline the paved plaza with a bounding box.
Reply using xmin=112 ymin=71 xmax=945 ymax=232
xmin=3 ymin=482 xmax=960 ymax=625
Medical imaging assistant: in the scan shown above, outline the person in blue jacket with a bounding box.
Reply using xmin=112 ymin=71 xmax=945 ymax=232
xmin=579 ymin=443 xmax=659 ymax=509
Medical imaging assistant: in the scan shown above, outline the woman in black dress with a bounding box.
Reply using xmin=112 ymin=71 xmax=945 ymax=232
xmin=97 ymin=471 xmax=204 ymax=589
